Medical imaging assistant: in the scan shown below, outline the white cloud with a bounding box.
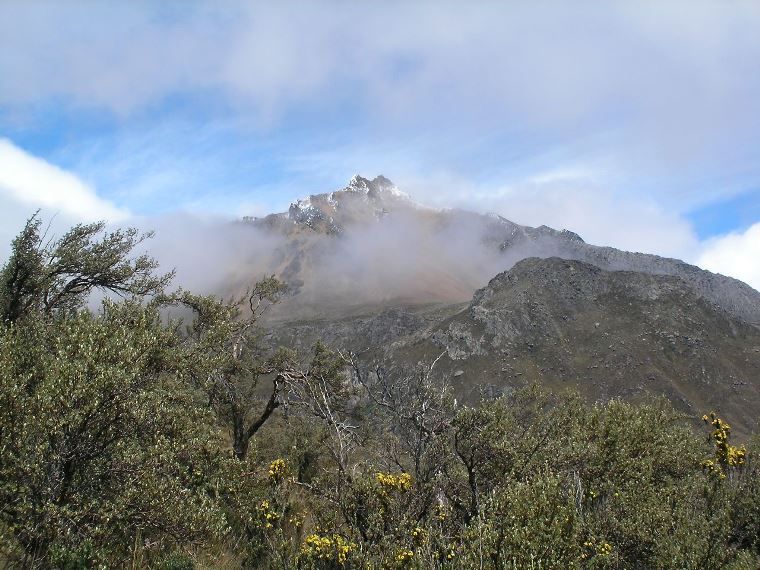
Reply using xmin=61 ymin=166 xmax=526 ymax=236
xmin=277 ymin=144 xmax=704 ymax=261
xmin=698 ymin=223 xmax=760 ymax=292
xmin=399 ymin=168 xmax=701 ymax=261
xmin=0 ymin=139 xmax=129 ymax=261
xmin=2 ymin=2 xmax=759 ymax=169
xmin=492 ymin=184 xmax=699 ymax=260
xmin=0 ymin=138 xmax=128 ymax=222
xmin=1 ymin=1 xmax=759 ymax=294
xmin=1 ymin=1 xmax=758 ymax=226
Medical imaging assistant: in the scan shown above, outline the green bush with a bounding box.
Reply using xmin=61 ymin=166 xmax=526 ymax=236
xmin=1 ymin=217 xmax=759 ymax=568
xmin=154 ymin=551 xmax=196 ymax=570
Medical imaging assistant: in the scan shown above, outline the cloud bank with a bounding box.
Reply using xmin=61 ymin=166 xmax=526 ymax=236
xmin=0 ymin=139 xmax=129 ymax=259
xmin=1 ymin=2 xmax=758 ymax=295
xmin=699 ymin=224 xmax=760 ymax=292
xmin=2 ymin=1 xmax=760 ymax=195
xmin=0 ymin=137 xmax=755 ymax=303
xmin=0 ymin=139 xmax=127 ymax=222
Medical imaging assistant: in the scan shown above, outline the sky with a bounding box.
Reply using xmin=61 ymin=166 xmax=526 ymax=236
xmin=0 ymin=1 xmax=759 ymax=290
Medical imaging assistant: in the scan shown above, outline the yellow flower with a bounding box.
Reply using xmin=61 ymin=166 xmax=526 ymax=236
xmin=256 ymin=500 xmax=278 ymax=530
xmin=411 ymin=526 xmax=427 ymax=545
xmin=445 ymin=545 xmax=456 ymax=560
xmin=267 ymin=458 xmax=287 ymax=483
xmin=701 ymin=412 xmax=747 ymax=477
xmin=301 ymin=533 xmax=356 ymax=566
xmin=375 ymin=471 xmax=413 ymax=491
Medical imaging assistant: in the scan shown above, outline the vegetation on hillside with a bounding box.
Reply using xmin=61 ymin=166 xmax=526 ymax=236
xmin=1 ymin=216 xmax=759 ymax=569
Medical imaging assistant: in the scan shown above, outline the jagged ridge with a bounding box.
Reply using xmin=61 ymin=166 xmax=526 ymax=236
xmin=245 ymin=175 xmax=760 ymax=325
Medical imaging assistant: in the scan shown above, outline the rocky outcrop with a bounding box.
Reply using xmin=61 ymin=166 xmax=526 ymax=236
xmin=245 ymin=175 xmax=760 ymax=325
xmin=399 ymin=258 xmax=760 ymax=434
xmin=251 ymin=174 xmax=760 ymax=434
xmin=267 ymin=257 xmax=760 ymax=433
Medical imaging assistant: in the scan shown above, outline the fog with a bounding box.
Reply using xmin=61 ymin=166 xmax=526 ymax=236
xmin=135 ymin=207 xmax=553 ymax=319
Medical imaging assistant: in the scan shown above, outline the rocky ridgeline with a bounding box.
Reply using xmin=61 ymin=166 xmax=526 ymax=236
xmin=252 ymin=175 xmax=412 ymax=235
xmin=461 ymin=213 xmax=760 ymax=325
xmin=395 ymin=258 xmax=760 ymax=434
xmin=249 ymin=175 xmax=760 ymax=325
xmin=248 ymin=176 xmax=760 ymax=431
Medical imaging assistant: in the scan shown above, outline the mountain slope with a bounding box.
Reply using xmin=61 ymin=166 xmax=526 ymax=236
xmin=381 ymin=258 xmax=760 ymax=434
xmin=244 ymin=177 xmax=760 ymax=432
xmin=265 ymin=257 xmax=760 ymax=433
xmin=246 ymin=175 xmax=760 ymax=325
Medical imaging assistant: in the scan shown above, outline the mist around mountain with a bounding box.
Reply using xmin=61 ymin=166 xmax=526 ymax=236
xmin=234 ymin=175 xmax=760 ymax=435
xmin=223 ymin=175 xmax=760 ymax=322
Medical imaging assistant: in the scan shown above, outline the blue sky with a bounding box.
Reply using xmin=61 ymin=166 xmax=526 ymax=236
xmin=1 ymin=1 xmax=760 ymax=289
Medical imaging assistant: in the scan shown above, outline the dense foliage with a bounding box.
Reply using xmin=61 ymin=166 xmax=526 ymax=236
xmin=0 ymin=217 xmax=759 ymax=569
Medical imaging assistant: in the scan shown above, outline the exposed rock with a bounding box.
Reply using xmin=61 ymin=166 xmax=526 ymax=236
xmin=269 ymin=257 xmax=760 ymax=434
xmin=384 ymin=258 xmax=760 ymax=435
xmin=246 ymin=177 xmax=760 ymax=433
xmin=246 ymin=175 xmax=760 ymax=325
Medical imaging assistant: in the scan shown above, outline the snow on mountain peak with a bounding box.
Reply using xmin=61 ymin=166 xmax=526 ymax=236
xmin=265 ymin=175 xmax=419 ymax=233
xmin=347 ymin=174 xmax=371 ymax=191
xmin=342 ymin=174 xmax=408 ymax=199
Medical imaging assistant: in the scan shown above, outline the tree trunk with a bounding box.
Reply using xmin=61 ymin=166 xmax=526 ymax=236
xmin=232 ymin=415 xmax=249 ymax=460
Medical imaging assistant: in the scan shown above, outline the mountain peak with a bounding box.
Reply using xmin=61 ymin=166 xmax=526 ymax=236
xmin=344 ymin=174 xmax=408 ymax=199
xmin=347 ymin=174 xmax=370 ymax=191
xmin=257 ymin=175 xmax=412 ymax=234
xmin=371 ymin=174 xmax=394 ymax=188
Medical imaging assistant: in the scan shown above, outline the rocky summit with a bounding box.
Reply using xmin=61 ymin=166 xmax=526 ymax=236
xmin=246 ymin=175 xmax=760 ymax=325
xmin=249 ymin=176 xmax=760 ymax=433
xmin=250 ymin=174 xmax=412 ymax=235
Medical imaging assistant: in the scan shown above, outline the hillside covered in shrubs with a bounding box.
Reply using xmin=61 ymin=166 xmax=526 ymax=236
xmin=1 ymin=216 xmax=759 ymax=569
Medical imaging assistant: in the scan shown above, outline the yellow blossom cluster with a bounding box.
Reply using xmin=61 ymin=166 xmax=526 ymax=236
xmin=581 ymin=539 xmax=612 ymax=559
xmin=701 ymin=458 xmax=724 ymax=479
xmin=395 ymin=548 xmax=414 ymax=563
xmin=375 ymin=471 xmax=413 ymax=491
xmin=288 ymin=512 xmax=304 ymax=529
xmin=443 ymin=545 xmax=456 ymax=561
xmin=268 ymin=458 xmax=288 ymax=483
xmin=702 ymin=413 xmax=746 ymax=478
xmin=256 ymin=500 xmax=278 ymax=530
xmin=410 ymin=526 xmax=427 ymax=546
xmin=300 ymin=533 xmax=356 ymax=566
